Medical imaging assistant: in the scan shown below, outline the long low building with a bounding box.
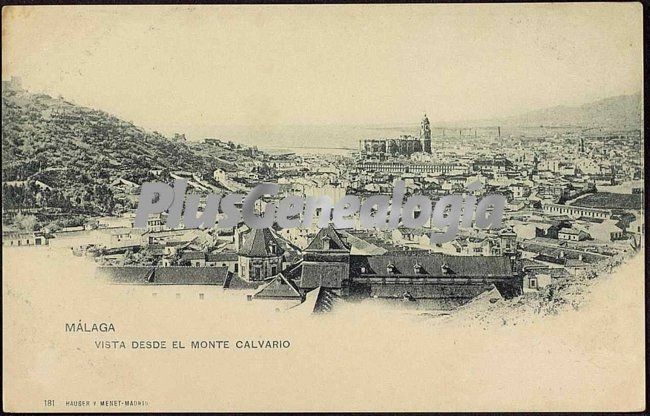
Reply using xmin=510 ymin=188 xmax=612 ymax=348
xmin=350 ymin=253 xmax=516 ymax=283
xmin=95 ymin=266 xmax=231 ymax=300
xmin=349 ymin=252 xmax=521 ymax=302
xmin=97 ymin=265 xmax=229 ymax=285
xmin=2 ymin=231 xmax=48 ymax=247
xmin=356 ymin=161 xmax=462 ymax=174
xmin=285 ymin=226 xmax=521 ymax=303
xmin=543 ymin=203 xmax=612 ymax=219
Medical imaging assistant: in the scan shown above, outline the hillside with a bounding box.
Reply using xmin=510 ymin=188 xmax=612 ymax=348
xmin=435 ymin=92 xmax=643 ymax=130
xmin=1 ymin=88 xmax=258 ymax=219
xmin=496 ymin=92 xmax=643 ymax=128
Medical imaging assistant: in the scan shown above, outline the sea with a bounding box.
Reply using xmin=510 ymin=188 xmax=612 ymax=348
xmin=166 ymin=123 xmax=543 ymax=155
xmin=174 ymin=123 xmax=421 ymax=155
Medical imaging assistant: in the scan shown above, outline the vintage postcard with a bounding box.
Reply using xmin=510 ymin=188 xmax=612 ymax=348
xmin=2 ymin=3 xmax=645 ymax=412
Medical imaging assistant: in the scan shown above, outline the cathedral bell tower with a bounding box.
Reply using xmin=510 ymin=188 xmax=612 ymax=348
xmin=420 ymin=114 xmax=432 ymax=154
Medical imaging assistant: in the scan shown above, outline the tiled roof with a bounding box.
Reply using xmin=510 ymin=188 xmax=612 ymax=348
xmin=520 ymin=259 xmax=549 ymax=270
xmin=253 ymin=273 xmax=302 ymax=299
xmin=350 ymin=253 xmax=514 ymax=278
xmin=238 ymin=228 xmax=284 ymax=258
xmin=577 ymin=216 xmax=605 ymax=224
xmin=529 ymin=268 xmax=571 ymax=279
xmin=313 ymin=287 xmax=340 ymax=313
xmin=206 ymin=251 xmax=238 ymax=262
xmin=533 ymin=254 xmax=565 ymax=265
xmin=223 ymin=274 xmax=263 ymax=290
xmin=3 ymin=231 xmax=42 ymax=239
xmin=305 ymin=225 xmax=350 ymax=252
xmin=97 ymin=266 xmax=229 ymax=285
xmin=299 ymin=261 xmax=349 ymax=289
xmin=181 ymin=251 xmax=206 ymax=261
xmin=340 ymin=231 xmax=387 ymax=255
xmin=520 ymin=241 xmax=610 ymax=263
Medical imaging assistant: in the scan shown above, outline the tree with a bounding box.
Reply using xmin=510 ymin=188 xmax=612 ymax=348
xmin=123 ymin=249 xmax=135 ymax=265
xmin=14 ymin=213 xmax=39 ymax=231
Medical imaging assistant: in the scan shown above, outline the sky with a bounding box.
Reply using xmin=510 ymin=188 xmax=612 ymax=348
xmin=2 ymin=4 xmax=644 ymax=135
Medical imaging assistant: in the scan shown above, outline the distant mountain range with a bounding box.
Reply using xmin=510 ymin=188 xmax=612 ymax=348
xmin=479 ymin=92 xmax=643 ymax=129
xmin=432 ymin=92 xmax=643 ymax=130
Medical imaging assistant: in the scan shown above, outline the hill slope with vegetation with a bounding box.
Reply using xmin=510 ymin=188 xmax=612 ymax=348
xmin=1 ymin=88 xmax=258 ymax=222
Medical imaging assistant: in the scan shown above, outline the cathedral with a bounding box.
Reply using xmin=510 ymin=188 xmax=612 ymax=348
xmin=359 ymin=114 xmax=432 ymax=157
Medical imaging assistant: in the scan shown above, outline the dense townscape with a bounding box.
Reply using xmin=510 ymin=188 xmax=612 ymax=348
xmin=2 ymin=77 xmax=644 ymax=315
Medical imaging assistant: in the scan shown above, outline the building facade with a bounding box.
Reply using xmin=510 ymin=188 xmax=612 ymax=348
xmin=237 ymin=228 xmax=284 ymax=281
xmin=359 ymin=115 xmax=433 ymax=157
xmin=543 ymin=203 xmax=612 ymax=220
xmin=355 ymin=161 xmax=460 ymax=174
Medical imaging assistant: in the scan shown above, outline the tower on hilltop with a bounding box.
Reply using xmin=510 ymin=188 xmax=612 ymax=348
xmin=420 ymin=114 xmax=432 ymax=153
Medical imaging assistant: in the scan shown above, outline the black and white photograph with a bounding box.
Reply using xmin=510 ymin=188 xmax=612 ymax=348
xmin=2 ymin=3 xmax=645 ymax=412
